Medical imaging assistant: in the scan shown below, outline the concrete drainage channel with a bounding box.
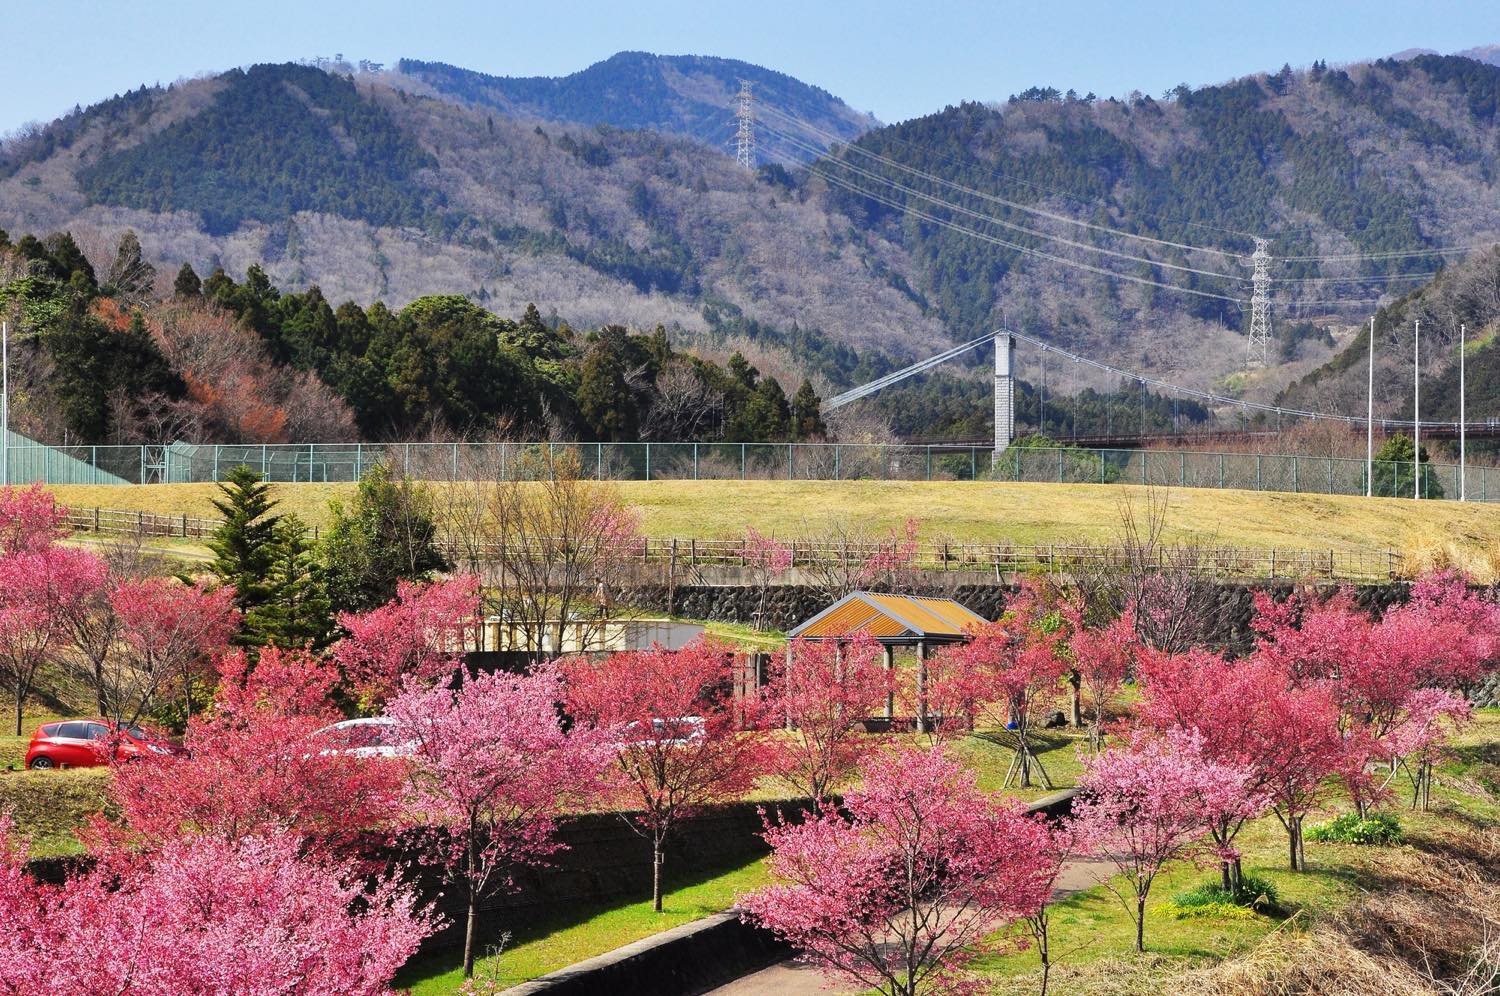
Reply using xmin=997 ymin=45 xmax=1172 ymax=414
xmin=506 ymin=789 xmax=1079 ymax=996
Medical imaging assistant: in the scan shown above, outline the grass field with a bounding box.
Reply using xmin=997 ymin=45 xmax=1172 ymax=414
xmin=44 ymin=480 xmax=1500 ymax=558
xmin=395 ymin=854 xmax=771 ymax=994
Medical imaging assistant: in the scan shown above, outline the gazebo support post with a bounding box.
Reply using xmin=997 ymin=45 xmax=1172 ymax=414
xmin=916 ymin=641 xmax=929 ymax=735
xmin=784 ymin=645 xmax=794 ymax=731
xmin=882 ymin=645 xmax=895 ymax=721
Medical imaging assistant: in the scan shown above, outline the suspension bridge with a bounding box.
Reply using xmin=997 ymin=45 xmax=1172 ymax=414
xmin=826 ymin=328 xmax=1482 ymax=453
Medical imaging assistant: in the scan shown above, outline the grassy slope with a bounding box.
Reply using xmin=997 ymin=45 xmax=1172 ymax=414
xmin=972 ymin=709 xmax=1500 ymax=991
xmin=44 ymin=480 xmax=1500 ymax=554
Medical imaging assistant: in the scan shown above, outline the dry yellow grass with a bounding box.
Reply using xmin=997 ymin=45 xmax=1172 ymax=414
xmin=43 ymin=479 xmax=1500 ymax=564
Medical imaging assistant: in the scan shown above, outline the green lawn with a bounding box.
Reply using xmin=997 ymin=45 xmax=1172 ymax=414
xmin=966 ymin=708 xmax=1500 ymax=992
xmin=395 ymin=852 xmax=771 ymax=994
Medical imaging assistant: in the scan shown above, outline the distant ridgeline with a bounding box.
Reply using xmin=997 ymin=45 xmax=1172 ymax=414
xmin=395 ymin=52 xmax=877 ymax=162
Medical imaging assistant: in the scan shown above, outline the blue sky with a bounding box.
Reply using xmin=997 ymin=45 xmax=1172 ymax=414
xmin=5 ymin=0 xmax=1496 ymax=132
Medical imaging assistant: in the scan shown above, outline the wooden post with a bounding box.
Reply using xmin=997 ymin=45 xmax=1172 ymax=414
xmin=883 ymin=645 xmax=896 ymax=720
xmin=916 ymin=641 xmax=929 ymax=735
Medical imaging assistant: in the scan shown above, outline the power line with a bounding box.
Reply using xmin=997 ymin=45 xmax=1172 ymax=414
xmin=761 ymin=104 xmax=1500 ymax=276
xmin=759 ymin=121 xmax=1248 ymax=283
xmin=757 ymin=105 xmax=1249 ymax=260
xmin=761 ymin=141 xmax=1249 ymax=305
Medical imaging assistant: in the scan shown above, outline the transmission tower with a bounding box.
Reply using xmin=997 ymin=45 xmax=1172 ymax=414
xmin=1246 ymin=237 xmax=1272 ymax=367
xmin=735 ymin=79 xmax=755 ymax=169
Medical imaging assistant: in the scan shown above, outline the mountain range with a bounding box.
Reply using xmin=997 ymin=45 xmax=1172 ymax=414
xmin=2 ymin=48 xmax=1499 ymax=428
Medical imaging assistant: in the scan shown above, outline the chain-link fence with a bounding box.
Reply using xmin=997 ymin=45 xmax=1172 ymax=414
xmin=2 ymin=440 xmax=1488 ymax=501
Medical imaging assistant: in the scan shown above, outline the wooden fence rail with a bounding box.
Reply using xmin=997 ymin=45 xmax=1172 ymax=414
xmin=63 ymin=507 xmax=1403 ymax=582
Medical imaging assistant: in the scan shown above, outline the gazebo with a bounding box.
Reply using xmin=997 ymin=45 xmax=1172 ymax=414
xmin=787 ymin=591 xmax=987 ymax=732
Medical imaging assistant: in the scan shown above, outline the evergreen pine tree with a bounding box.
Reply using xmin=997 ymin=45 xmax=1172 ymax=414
xmin=244 ymin=515 xmax=334 ymax=650
xmin=206 ymin=466 xmax=282 ymax=625
xmin=791 ymin=379 xmax=827 ymax=440
xmin=173 ymin=263 xmax=202 ymax=299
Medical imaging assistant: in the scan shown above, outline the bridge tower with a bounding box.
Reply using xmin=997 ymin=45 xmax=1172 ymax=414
xmin=994 ymin=332 xmax=1015 ymax=453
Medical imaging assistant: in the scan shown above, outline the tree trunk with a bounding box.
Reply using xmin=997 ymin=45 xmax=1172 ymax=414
xmin=1069 ymin=672 xmax=1082 ymax=727
xmin=14 ymin=687 xmax=22 ymax=738
xmin=1287 ymin=817 xmax=1302 ymax=872
xmin=1135 ymin=895 xmax=1146 ymax=952
xmin=652 ymin=837 xmax=665 ymax=913
xmin=1220 ymin=859 xmax=1232 ymax=892
xmin=463 ymin=835 xmax=478 ymax=978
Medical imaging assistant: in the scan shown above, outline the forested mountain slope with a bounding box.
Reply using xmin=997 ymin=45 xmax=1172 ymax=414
xmin=2 ymin=53 xmax=1499 ymax=416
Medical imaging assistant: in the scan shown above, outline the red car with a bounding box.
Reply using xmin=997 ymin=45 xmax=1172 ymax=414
xmin=23 ymin=720 xmax=184 ymax=770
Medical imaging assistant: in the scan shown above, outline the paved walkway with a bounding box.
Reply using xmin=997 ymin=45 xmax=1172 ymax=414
xmin=706 ymin=858 xmax=1114 ymax=996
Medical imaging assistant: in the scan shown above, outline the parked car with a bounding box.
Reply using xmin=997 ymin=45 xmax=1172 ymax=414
xmin=310 ymin=717 xmax=413 ymax=758
xmin=24 ymin=720 xmax=184 ymax=770
xmin=620 ymin=716 xmax=706 ymax=747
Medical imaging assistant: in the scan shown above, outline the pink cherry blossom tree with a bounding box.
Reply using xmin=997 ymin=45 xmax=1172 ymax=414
xmin=334 ymin=574 xmax=481 ymax=707
xmin=0 ymin=546 xmax=105 ymax=734
xmin=1387 ymin=688 xmax=1471 ymax=811
xmin=386 ymin=664 xmax=614 ymax=978
xmin=0 ymin=824 xmax=434 ymax=996
xmin=740 ymin=527 xmax=793 ymax=631
xmin=562 ymin=639 xmax=771 ymax=913
xmin=110 ymin=576 xmax=239 ymax=725
xmin=1070 ymin=730 xmax=1262 ymax=952
xmin=1383 ymin=570 xmax=1500 ymax=692
xmin=768 ymin=633 xmax=893 ymax=802
xmin=1064 ymin=605 xmax=1139 ymax=753
xmin=740 ymin=746 xmax=1055 ymax=996
xmin=98 ymin=646 xmax=406 ymax=855
xmin=927 ymin=607 xmax=1068 ymax=788
xmin=0 ymin=483 xmax=69 ymax=554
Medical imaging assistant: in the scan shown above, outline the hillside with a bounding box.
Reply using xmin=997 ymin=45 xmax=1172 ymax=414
xmin=394 ymin=52 xmax=877 ymax=163
xmin=1278 ymin=246 xmax=1500 ymax=427
xmin=2 ymin=53 xmax=1500 ymax=422
xmin=818 ymin=54 xmax=1500 ymax=399
xmin=0 ymin=61 xmax=938 ymax=379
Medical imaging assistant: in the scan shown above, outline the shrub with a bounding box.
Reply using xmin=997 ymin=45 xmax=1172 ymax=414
xmin=1306 ymin=812 xmax=1404 ymax=845
xmin=1170 ymin=872 xmax=1282 ymax=916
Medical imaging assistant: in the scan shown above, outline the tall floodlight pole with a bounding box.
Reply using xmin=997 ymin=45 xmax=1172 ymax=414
xmin=1460 ymin=323 xmax=1467 ymax=501
xmin=1413 ymin=320 xmax=1421 ymax=500
xmin=1366 ymin=316 xmax=1374 ymax=498
xmin=1 ymin=321 xmax=7 ymax=487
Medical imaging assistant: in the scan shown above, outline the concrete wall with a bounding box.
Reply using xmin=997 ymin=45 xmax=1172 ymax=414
xmin=630 ymin=580 xmax=1416 ymax=654
xmin=415 ymin=798 xmax=818 ymax=953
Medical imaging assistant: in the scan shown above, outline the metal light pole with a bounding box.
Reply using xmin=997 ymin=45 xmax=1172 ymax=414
xmin=1366 ymin=316 xmax=1374 ymax=498
xmin=1 ymin=320 xmax=8 ymax=487
xmin=1460 ymin=323 xmax=1467 ymax=501
xmin=1413 ymin=320 xmax=1420 ymax=500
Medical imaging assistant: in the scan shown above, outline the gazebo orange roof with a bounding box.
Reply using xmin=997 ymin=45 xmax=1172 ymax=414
xmin=788 ymin=591 xmax=986 ymax=645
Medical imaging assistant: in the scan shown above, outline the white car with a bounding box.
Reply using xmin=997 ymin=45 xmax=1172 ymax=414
xmin=620 ymin=716 xmax=706 ymax=748
xmin=311 ymin=717 xmax=414 ymax=758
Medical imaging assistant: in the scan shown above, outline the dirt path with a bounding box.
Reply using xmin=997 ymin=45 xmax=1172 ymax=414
xmin=706 ymin=858 xmax=1114 ymax=996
